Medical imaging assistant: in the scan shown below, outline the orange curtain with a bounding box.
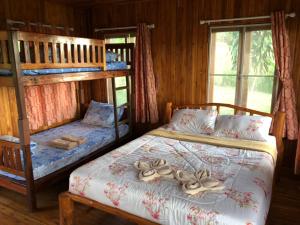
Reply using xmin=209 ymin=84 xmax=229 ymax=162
xmin=134 ymin=23 xmax=159 ymax=124
xmin=25 ymin=82 xmax=78 ymax=132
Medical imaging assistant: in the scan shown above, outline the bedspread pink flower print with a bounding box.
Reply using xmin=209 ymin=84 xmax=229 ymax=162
xmin=104 ymin=182 xmax=128 ymax=207
xmin=187 ymin=206 xmax=218 ymax=225
xmin=142 ymin=191 xmax=168 ymax=220
xmin=225 ymin=188 xmax=258 ymax=211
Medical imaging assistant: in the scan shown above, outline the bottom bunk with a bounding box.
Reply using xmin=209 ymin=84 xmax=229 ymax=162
xmin=0 ymin=120 xmax=129 ymax=181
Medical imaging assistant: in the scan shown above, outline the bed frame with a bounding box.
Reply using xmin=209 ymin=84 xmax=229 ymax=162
xmin=59 ymin=102 xmax=285 ymax=225
xmin=0 ymin=30 xmax=134 ymax=211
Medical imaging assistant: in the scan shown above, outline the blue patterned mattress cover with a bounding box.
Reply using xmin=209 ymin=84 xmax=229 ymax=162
xmin=0 ymin=121 xmax=129 ymax=181
xmin=0 ymin=62 xmax=128 ymax=76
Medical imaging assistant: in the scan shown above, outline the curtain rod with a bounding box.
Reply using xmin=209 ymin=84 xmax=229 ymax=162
xmin=200 ymin=12 xmax=296 ymax=25
xmin=94 ymin=24 xmax=155 ymax=33
xmin=6 ymin=19 xmax=74 ymax=32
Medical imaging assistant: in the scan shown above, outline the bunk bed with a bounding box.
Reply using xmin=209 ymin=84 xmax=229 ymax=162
xmin=0 ymin=30 xmax=134 ymax=211
xmin=59 ymin=103 xmax=285 ymax=225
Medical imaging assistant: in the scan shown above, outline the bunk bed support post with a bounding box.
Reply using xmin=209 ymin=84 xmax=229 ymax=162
xmin=8 ymin=31 xmax=36 ymax=211
xmin=111 ymin=77 xmax=120 ymax=141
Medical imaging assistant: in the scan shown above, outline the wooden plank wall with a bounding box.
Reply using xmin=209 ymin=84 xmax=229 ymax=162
xmin=0 ymin=0 xmax=78 ymax=136
xmin=89 ymin=0 xmax=300 ymax=122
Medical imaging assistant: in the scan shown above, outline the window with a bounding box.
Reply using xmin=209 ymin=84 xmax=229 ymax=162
xmin=105 ymin=34 xmax=135 ymax=105
xmin=208 ymin=26 xmax=277 ymax=113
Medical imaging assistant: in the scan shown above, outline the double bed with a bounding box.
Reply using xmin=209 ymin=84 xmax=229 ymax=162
xmin=60 ymin=103 xmax=285 ymax=225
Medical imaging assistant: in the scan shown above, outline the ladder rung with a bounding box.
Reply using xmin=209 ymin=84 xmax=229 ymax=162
xmin=115 ymin=86 xmax=128 ymax=91
xmin=117 ymin=103 xmax=128 ymax=108
xmin=118 ymin=119 xmax=128 ymax=125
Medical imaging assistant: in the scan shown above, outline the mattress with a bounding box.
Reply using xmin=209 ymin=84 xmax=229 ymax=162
xmin=69 ymin=127 xmax=276 ymax=225
xmin=0 ymin=121 xmax=129 ymax=180
xmin=0 ymin=62 xmax=128 ymax=76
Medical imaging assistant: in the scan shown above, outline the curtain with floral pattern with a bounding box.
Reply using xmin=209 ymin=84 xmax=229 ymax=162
xmin=134 ymin=23 xmax=159 ymax=124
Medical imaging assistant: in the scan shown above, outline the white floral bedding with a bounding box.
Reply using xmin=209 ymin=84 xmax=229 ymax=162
xmin=69 ymin=128 xmax=276 ymax=225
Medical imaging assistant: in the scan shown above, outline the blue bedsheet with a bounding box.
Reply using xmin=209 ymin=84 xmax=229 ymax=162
xmin=0 ymin=121 xmax=129 ymax=180
xmin=0 ymin=62 xmax=128 ymax=76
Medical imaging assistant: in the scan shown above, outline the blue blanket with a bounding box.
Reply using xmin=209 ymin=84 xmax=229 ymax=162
xmin=0 ymin=62 xmax=128 ymax=76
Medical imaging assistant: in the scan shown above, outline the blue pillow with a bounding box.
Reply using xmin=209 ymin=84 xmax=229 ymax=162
xmin=106 ymin=51 xmax=118 ymax=62
xmin=82 ymin=101 xmax=124 ymax=127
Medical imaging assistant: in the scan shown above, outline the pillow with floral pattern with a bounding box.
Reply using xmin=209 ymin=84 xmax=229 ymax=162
xmin=82 ymin=100 xmax=124 ymax=127
xmin=167 ymin=109 xmax=218 ymax=135
xmin=212 ymin=115 xmax=272 ymax=141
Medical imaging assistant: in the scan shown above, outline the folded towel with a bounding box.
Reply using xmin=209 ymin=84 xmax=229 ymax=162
xmin=49 ymin=139 xmax=78 ymax=150
xmin=175 ymin=169 xmax=224 ymax=195
xmin=0 ymin=135 xmax=37 ymax=150
xmin=61 ymin=135 xmax=86 ymax=145
xmin=134 ymin=159 xmax=174 ymax=181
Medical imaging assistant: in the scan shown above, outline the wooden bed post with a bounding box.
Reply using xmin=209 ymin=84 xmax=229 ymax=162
xmin=111 ymin=77 xmax=120 ymax=141
xmin=164 ymin=102 xmax=173 ymax=124
xmin=8 ymin=31 xmax=36 ymax=211
xmin=59 ymin=192 xmax=74 ymax=225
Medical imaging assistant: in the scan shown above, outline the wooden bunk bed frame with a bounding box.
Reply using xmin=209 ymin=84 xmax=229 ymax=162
xmin=0 ymin=30 xmax=134 ymax=211
xmin=59 ymin=102 xmax=285 ymax=225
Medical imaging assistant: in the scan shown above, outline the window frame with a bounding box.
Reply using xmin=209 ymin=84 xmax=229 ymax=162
xmin=207 ymin=24 xmax=278 ymax=113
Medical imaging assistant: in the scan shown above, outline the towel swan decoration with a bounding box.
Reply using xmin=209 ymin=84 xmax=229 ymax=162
xmin=134 ymin=159 xmax=224 ymax=195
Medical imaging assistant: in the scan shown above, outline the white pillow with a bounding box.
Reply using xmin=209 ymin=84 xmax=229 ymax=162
xmin=167 ymin=109 xmax=218 ymax=135
xmin=213 ymin=115 xmax=272 ymax=141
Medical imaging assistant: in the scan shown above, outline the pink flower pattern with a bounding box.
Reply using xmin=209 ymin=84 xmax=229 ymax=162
xmin=108 ymin=163 xmax=128 ymax=176
xmin=187 ymin=206 xmax=218 ymax=225
xmin=246 ymin=119 xmax=263 ymax=132
xmin=225 ymin=189 xmax=258 ymax=211
xmin=69 ymin=175 xmax=92 ymax=196
xmin=142 ymin=191 xmax=168 ymax=220
xmin=104 ymin=182 xmax=129 ymax=207
xmin=253 ymin=177 xmax=269 ymax=199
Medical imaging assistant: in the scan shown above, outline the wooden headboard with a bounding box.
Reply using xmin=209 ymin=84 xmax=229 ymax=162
xmin=164 ymin=102 xmax=285 ymax=169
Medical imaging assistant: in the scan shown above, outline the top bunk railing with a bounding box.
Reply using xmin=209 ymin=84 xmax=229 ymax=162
xmin=0 ymin=31 xmax=106 ymax=70
xmin=106 ymin=43 xmax=134 ymax=68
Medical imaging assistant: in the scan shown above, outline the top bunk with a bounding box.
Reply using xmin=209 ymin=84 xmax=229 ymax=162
xmin=0 ymin=31 xmax=134 ymax=86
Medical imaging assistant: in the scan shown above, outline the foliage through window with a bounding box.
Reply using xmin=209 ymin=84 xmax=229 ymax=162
xmin=208 ymin=26 xmax=276 ymax=113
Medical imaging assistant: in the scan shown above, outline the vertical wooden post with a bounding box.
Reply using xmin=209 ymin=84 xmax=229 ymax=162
xmin=59 ymin=193 xmax=74 ymax=225
xmin=164 ymin=102 xmax=173 ymax=124
xmin=126 ymin=75 xmax=132 ymax=136
xmin=8 ymin=31 xmax=36 ymax=211
xmin=111 ymin=77 xmax=120 ymax=141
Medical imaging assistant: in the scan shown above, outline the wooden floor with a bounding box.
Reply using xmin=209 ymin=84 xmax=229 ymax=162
xmin=0 ymin=171 xmax=299 ymax=225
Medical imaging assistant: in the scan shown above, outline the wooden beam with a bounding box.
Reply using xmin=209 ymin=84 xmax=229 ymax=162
xmin=22 ymin=70 xmax=130 ymax=86
xmin=7 ymin=31 xmax=36 ymax=211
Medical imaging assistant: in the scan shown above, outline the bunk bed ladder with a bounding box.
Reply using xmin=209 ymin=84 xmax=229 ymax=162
xmin=111 ymin=75 xmax=132 ymax=142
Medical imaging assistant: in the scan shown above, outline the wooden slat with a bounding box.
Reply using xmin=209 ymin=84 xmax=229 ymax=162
xmin=52 ymin=42 xmax=57 ymax=64
xmin=44 ymin=43 xmax=49 ymax=64
xmin=1 ymin=40 xmax=9 ymax=64
xmin=59 ymin=43 xmax=64 ymax=63
xmin=33 ymin=42 xmax=40 ymax=64
xmin=24 ymin=42 xmax=31 ymax=63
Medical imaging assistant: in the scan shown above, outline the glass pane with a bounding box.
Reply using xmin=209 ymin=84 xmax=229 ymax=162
xmin=210 ymin=75 xmax=236 ymax=114
xmin=106 ymin=37 xmax=126 ymax=44
xmin=115 ymin=76 xmax=127 ymax=88
xmin=244 ymin=30 xmax=275 ymax=76
xmin=116 ymin=89 xmax=127 ymax=106
xmin=240 ymin=29 xmax=275 ymax=113
xmin=211 ymin=31 xmax=240 ymax=75
xmin=243 ymin=77 xmax=274 ymax=113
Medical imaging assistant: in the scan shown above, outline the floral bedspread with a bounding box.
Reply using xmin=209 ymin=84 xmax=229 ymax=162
xmin=69 ymin=129 xmax=276 ymax=225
